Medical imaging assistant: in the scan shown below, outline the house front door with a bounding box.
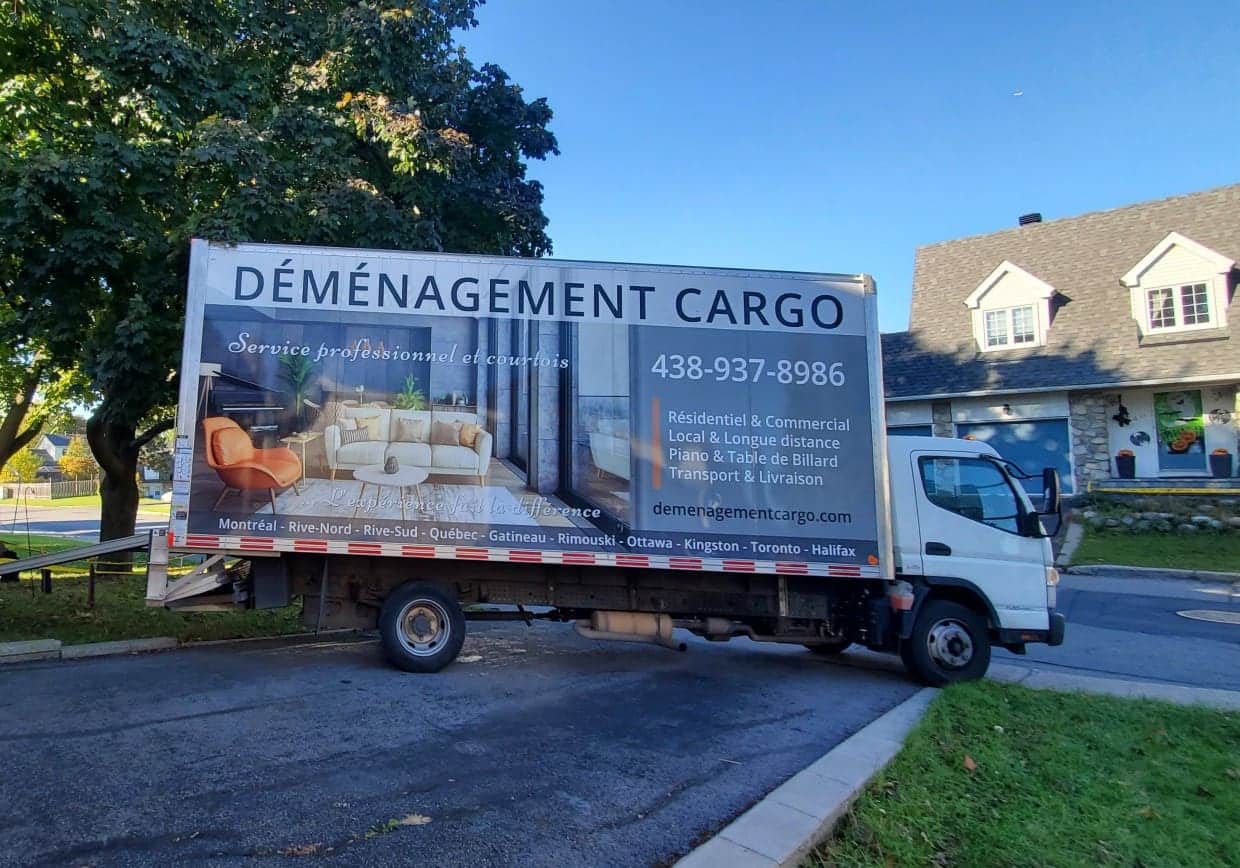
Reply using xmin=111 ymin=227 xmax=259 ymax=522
xmin=1154 ymin=389 xmax=1207 ymax=474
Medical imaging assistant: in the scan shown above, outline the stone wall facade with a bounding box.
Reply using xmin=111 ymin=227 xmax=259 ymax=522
xmin=1068 ymin=390 xmax=1111 ymax=491
xmin=931 ymin=400 xmax=953 ymax=437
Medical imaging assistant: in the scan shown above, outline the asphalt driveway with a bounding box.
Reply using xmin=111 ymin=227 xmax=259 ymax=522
xmin=0 ymin=624 xmax=918 ymax=867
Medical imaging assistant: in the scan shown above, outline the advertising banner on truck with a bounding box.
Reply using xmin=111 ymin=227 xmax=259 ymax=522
xmin=171 ymin=241 xmax=891 ymax=578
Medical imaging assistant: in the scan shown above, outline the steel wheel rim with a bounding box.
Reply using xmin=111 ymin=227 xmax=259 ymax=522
xmin=926 ymin=618 xmax=974 ymax=669
xmin=397 ymin=598 xmax=451 ymax=657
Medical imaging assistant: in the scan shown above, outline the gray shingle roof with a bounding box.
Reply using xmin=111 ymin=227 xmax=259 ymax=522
xmin=884 ymin=183 xmax=1240 ymax=399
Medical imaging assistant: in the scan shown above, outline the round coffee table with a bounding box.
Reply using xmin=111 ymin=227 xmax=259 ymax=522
xmin=352 ymin=464 xmax=429 ymax=521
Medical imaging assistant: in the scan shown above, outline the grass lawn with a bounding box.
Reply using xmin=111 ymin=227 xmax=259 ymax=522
xmin=808 ymin=681 xmax=1239 ymax=868
xmin=1070 ymin=526 xmax=1240 ymax=573
xmin=0 ymin=533 xmax=305 ymax=645
xmin=0 ymin=572 xmax=305 ymax=645
xmin=0 ymin=493 xmax=170 ymax=514
xmin=0 ymin=532 xmax=91 ymax=560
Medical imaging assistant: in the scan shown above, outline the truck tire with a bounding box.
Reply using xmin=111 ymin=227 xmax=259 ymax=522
xmin=379 ymin=582 xmax=466 ymax=673
xmin=900 ymin=599 xmax=990 ymax=686
xmin=805 ymin=636 xmax=852 ymax=655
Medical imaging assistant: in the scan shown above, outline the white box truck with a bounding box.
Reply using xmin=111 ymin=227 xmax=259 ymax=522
xmin=147 ymin=240 xmax=1064 ymax=685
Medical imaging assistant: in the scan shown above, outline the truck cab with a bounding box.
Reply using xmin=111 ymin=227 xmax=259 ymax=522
xmin=880 ymin=435 xmax=1064 ymax=684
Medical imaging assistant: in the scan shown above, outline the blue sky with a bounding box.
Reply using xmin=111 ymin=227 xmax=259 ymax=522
xmin=461 ymin=1 xmax=1239 ymax=333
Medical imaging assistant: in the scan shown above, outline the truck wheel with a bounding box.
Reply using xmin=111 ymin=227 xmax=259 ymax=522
xmin=379 ymin=582 xmax=466 ymax=673
xmin=900 ymin=599 xmax=990 ymax=686
xmin=805 ymin=636 xmax=852 ymax=655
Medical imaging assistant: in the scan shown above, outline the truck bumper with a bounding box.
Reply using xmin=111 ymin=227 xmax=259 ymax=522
xmin=998 ymin=610 xmax=1066 ymax=648
xmin=1048 ymin=610 xmax=1066 ymax=646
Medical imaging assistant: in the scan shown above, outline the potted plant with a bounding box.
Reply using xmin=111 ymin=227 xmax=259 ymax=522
xmin=278 ymin=352 xmax=317 ymax=430
xmin=394 ymin=375 xmax=427 ymax=410
xmin=1115 ymin=449 xmax=1136 ymax=479
xmin=1210 ymin=448 xmax=1233 ymax=479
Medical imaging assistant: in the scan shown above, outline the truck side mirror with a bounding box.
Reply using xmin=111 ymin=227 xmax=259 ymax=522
xmin=1040 ymin=468 xmax=1061 ymax=516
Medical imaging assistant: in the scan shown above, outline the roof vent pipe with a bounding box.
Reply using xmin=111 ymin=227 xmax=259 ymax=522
xmin=1019 ymin=212 xmax=1043 ymax=226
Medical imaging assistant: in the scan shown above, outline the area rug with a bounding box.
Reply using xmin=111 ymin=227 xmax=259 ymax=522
xmin=267 ymin=478 xmax=540 ymax=526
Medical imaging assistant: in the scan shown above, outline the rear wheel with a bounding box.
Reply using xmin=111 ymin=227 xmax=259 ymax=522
xmin=805 ymin=635 xmax=852 ymax=655
xmin=900 ymin=599 xmax=990 ymax=686
xmin=379 ymin=581 xmax=466 ymax=673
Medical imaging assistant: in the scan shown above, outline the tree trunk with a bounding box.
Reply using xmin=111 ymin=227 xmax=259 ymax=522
xmin=86 ymin=409 xmax=175 ymax=546
xmin=87 ymin=413 xmax=141 ymax=542
xmin=0 ymin=367 xmax=46 ymax=470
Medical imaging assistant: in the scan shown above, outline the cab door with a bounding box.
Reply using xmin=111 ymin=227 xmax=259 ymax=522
xmin=911 ymin=451 xmax=1049 ymax=631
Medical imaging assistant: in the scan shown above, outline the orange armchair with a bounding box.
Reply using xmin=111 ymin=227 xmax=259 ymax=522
xmin=202 ymin=417 xmax=302 ymax=513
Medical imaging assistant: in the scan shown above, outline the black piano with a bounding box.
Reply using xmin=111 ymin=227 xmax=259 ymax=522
xmin=208 ymin=370 xmax=288 ymax=446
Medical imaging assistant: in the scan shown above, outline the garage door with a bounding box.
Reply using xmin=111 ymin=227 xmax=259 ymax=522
xmin=955 ymin=419 xmax=1074 ymax=494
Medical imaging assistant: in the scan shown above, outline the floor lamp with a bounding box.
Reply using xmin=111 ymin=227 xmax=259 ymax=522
xmin=198 ymin=363 xmax=221 ymax=418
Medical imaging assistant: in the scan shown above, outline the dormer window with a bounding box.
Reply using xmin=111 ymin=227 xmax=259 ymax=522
xmin=965 ymin=261 xmax=1056 ymax=352
xmin=1146 ymin=283 xmax=1211 ymax=331
xmin=983 ymin=305 xmax=1037 ymax=348
xmin=1123 ymin=232 xmax=1233 ymax=336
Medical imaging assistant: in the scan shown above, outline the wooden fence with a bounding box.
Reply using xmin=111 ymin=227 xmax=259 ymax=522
xmin=1 ymin=478 xmax=100 ymax=500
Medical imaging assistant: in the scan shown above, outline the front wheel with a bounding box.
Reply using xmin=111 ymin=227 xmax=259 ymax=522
xmin=900 ymin=599 xmax=990 ymax=686
xmin=379 ymin=581 xmax=466 ymax=673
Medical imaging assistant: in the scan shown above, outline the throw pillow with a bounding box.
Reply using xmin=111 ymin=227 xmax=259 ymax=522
xmin=431 ymin=419 xmax=462 ymax=446
xmin=458 ymin=422 xmax=481 ymax=448
xmin=393 ymin=418 xmax=427 ymax=443
xmin=339 ymin=428 xmax=369 ymax=446
xmin=339 ymin=417 xmax=358 ymax=431
xmin=358 ymin=415 xmax=386 ymax=440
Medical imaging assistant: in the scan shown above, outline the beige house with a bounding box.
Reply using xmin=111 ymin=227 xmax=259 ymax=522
xmin=883 ymin=183 xmax=1240 ymax=494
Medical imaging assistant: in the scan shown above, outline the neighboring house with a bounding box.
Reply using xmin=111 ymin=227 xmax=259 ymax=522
xmin=883 ymin=183 xmax=1240 ymax=495
xmin=31 ymin=434 xmax=72 ymax=481
xmin=36 ymin=433 xmax=69 ymax=461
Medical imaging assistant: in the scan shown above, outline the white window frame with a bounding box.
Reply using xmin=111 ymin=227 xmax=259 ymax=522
xmin=1122 ymin=232 xmax=1233 ymax=336
xmin=1144 ymin=282 xmax=1213 ymax=332
xmin=981 ymin=304 xmax=1038 ymax=349
xmin=965 ymin=261 xmax=1056 ymax=353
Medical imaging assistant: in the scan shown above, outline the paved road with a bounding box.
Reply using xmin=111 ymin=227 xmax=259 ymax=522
xmin=995 ymin=574 xmax=1240 ymax=691
xmin=0 ymin=626 xmax=917 ymax=867
xmin=2 ymin=570 xmax=1235 ymax=867
xmin=0 ymin=506 xmax=167 ymax=541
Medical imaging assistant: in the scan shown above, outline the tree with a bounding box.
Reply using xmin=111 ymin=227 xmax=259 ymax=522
xmin=58 ymin=436 xmax=99 ymax=481
xmin=1 ymin=0 xmax=557 ymax=540
xmin=0 ymin=306 xmax=82 ymax=471
xmin=140 ymin=429 xmax=175 ymax=482
xmin=2 ymin=449 xmax=45 ymax=484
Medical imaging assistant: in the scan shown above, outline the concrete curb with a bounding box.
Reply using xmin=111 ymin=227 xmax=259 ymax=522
xmin=61 ymin=636 xmax=179 ymax=659
xmin=989 ymin=662 xmax=1240 ymax=711
xmin=1065 ymin=563 xmax=1240 ymax=583
xmin=182 ymin=628 xmax=364 ymax=648
xmin=675 ymin=688 xmax=938 ymax=868
xmin=0 ymin=630 xmax=371 ymax=666
xmin=0 ymin=639 xmax=62 ymax=664
xmin=1053 ymin=521 xmax=1084 ymax=568
xmin=1 ymin=636 xmax=178 ymax=665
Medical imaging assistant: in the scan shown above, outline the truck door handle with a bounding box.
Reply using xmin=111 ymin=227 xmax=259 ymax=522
xmin=925 ymin=541 xmax=951 ymax=556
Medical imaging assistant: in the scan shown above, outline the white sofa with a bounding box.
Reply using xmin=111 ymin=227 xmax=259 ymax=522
xmin=325 ymin=407 xmax=493 ymax=484
xmin=588 ymin=418 xmax=630 ymax=481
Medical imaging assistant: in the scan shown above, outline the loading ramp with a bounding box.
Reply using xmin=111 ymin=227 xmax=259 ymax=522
xmin=0 ymin=531 xmax=154 ymax=576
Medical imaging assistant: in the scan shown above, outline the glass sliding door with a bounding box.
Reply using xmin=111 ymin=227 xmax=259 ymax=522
xmin=509 ymin=318 xmax=532 ymax=474
xmin=560 ymin=322 xmax=633 ymax=525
